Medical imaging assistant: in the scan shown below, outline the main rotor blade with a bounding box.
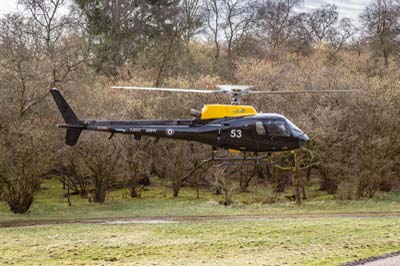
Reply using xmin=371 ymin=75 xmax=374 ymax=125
xmin=217 ymin=85 xmax=254 ymax=91
xmin=112 ymin=86 xmax=220 ymax=94
xmin=249 ymin=89 xmax=361 ymax=94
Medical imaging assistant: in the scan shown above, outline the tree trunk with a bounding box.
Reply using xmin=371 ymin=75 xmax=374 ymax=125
xmin=257 ymin=165 xmax=265 ymax=179
xmin=62 ymin=176 xmax=66 ymax=189
xmin=273 ymin=174 xmax=288 ymax=193
xmin=239 ymin=175 xmax=252 ymax=192
xmin=293 ymin=152 xmax=302 ymax=205
xmin=155 ymin=33 xmax=176 ymax=87
xmin=7 ymin=195 xmax=34 ymax=214
xmin=292 ymin=172 xmax=302 ymax=205
xmin=79 ymin=181 xmax=88 ymax=197
xmin=222 ymin=189 xmax=232 ymax=206
xmin=196 ymin=174 xmax=200 ymax=199
xmin=94 ymin=185 xmax=107 ymax=203
xmin=172 ymin=186 xmax=180 ymax=198
xmin=317 ymin=166 xmax=337 ymax=194
xmin=110 ymin=0 xmax=122 ymax=71
xmin=67 ymin=177 xmax=72 ymax=206
xmin=130 ymin=185 xmax=139 ymax=198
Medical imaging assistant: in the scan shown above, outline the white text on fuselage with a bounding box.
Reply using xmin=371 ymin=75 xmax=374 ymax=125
xmin=128 ymin=128 xmax=157 ymax=134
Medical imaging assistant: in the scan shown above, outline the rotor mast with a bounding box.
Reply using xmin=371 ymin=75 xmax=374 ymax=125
xmin=216 ymin=85 xmax=253 ymax=105
xmin=231 ymin=93 xmax=240 ymax=105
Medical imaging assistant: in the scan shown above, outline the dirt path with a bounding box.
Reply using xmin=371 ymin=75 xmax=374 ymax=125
xmin=1 ymin=211 xmax=400 ymax=228
xmin=359 ymin=256 xmax=400 ymax=266
xmin=343 ymin=252 xmax=400 ymax=266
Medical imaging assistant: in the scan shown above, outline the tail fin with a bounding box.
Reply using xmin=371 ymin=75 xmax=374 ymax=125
xmin=66 ymin=128 xmax=82 ymax=146
xmin=50 ymin=89 xmax=83 ymax=146
xmin=50 ymin=89 xmax=79 ymax=124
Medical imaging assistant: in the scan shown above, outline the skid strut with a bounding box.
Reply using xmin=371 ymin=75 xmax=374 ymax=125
xmin=208 ymin=149 xmax=271 ymax=165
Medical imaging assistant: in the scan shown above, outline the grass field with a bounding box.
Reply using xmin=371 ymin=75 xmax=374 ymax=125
xmin=1 ymin=178 xmax=400 ymax=222
xmin=1 ymin=179 xmax=400 ymax=265
xmin=1 ymin=217 xmax=400 ymax=265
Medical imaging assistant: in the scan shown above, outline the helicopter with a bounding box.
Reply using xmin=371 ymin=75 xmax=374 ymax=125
xmin=50 ymin=85 xmax=357 ymax=162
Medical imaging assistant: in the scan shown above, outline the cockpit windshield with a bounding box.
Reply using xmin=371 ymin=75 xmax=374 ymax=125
xmin=264 ymin=120 xmax=290 ymax=137
xmin=286 ymin=119 xmax=303 ymax=136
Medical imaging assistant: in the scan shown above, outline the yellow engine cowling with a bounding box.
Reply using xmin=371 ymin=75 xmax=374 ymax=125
xmin=200 ymin=104 xmax=257 ymax=120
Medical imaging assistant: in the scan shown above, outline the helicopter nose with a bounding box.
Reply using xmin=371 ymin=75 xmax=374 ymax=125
xmin=298 ymin=134 xmax=309 ymax=147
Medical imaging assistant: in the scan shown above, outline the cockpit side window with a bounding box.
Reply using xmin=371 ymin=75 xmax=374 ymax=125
xmin=265 ymin=120 xmax=290 ymax=137
xmin=256 ymin=121 xmax=266 ymax=135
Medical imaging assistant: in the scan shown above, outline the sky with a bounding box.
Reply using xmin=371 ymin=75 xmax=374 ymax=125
xmin=0 ymin=0 xmax=370 ymax=22
xmin=302 ymin=0 xmax=370 ymax=22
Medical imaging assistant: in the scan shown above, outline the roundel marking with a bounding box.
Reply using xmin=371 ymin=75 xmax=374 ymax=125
xmin=166 ymin=128 xmax=175 ymax=137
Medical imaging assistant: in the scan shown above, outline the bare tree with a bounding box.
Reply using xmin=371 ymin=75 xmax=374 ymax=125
xmin=181 ymin=0 xmax=205 ymax=43
xmin=19 ymin=0 xmax=84 ymax=87
xmin=238 ymin=165 xmax=256 ymax=192
xmin=75 ymin=138 xmax=122 ymax=203
xmin=274 ymin=149 xmax=318 ymax=205
xmin=52 ymin=154 xmax=90 ymax=198
xmin=304 ymin=4 xmax=339 ymax=42
xmin=205 ymin=0 xmax=221 ymax=65
xmin=360 ymin=0 xmax=400 ymax=66
xmin=157 ymin=142 xmax=199 ymax=198
xmin=208 ymin=165 xmax=234 ymax=205
xmin=326 ymin=18 xmax=357 ymax=60
xmin=205 ymin=0 xmax=256 ymax=76
xmin=124 ymin=139 xmax=152 ymax=198
xmin=19 ymin=0 xmax=70 ymax=50
xmin=300 ymin=4 xmax=356 ymax=59
xmin=256 ymin=0 xmax=303 ymax=50
xmin=221 ymin=0 xmax=256 ymax=63
xmin=0 ymin=132 xmax=49 ymax=213
xmin=0 ymin=14 xmax=56 ymax=214
xmin=0 ymin=14 xmax=48 ymax=119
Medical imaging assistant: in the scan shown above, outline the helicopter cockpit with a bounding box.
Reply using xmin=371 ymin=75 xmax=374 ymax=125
xmin=255 ymin=118 xmax=290 ymax=136
xmin=284 ymin=118 xmax=309 ymax=146
xmin=255 ymin=115 xmax=309 ymax=147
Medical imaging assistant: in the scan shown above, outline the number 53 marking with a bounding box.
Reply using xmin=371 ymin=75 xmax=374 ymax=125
xmin=230 ymin=129 xmax=242 ymax=138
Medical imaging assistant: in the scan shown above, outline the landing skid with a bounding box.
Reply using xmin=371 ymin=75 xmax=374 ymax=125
xmin=208 ymin=149 xmax=272 ymax=165
xmin=181 ymin=149 xmax=271 ymax=184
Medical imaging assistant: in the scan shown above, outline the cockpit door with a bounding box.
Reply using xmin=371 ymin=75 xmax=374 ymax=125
xmin=255 ymin=120 xmax=267 ymax=151
xmin=264 ymin=120 xmax=291 ymax=151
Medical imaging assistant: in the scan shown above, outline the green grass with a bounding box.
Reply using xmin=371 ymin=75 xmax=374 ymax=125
xmin=1 ymin=179 xmax=400 ymax=265
xmin=1 ymin=178 xmax=400 ymax=221
xmin=1 ymin=217 xmax=400 ymax=265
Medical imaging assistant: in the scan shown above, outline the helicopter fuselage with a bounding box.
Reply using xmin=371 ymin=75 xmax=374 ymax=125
xmin=60 ymin=114 xmax=309 ymax=152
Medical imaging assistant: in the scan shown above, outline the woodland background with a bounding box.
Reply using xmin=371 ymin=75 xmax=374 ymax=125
xmin=0 ymin=0 xmax=399 ymax=214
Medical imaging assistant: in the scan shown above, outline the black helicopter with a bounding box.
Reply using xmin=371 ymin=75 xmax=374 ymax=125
xmin=51 ymin=85 xmax=356 ymax=161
